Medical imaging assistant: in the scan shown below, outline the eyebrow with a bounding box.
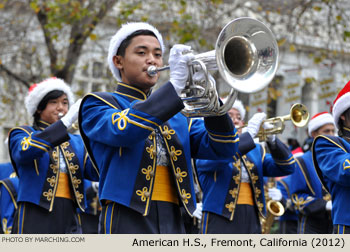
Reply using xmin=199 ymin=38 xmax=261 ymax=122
xmin=134 ymin=45 xmax=162 ymax=51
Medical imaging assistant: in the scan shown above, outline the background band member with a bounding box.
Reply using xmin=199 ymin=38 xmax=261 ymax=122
xmin=313 ymin=81 xmax=350 ymax=234
xmin=196 ymin=100 xmax=296 ymax=233
xmin=78 ymin=180 xmax=100 ymax=234
xmin=290 ymin=112 xmax=335 ymax=234
xmin=0 ymin=164 xmax=17 ymax=234
xmin=276 ymin=176 xmax=298 ymax=234
xmin=79 ymin=22 xmax=239 ymax=233
xmin=8 ymin=78 xmax=99 ymax=233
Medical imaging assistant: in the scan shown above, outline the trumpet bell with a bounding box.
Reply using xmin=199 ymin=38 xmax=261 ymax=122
xmin=290 ymin=103 xmax=309 ymax=128
xmin=216 ymin=17 xmax=279 ymax=93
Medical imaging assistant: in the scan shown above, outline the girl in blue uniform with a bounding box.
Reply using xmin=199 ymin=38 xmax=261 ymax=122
xmin=8 ymin=78 xmax=98 ymax=233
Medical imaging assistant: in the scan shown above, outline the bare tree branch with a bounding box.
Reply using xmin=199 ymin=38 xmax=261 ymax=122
xmin=0 ymin=64 xmax=30 ymax=87
xmin=56 ymin=0 xmax=118 ymax=83
xmin=34 ymin=2 xmax=58 ymax=75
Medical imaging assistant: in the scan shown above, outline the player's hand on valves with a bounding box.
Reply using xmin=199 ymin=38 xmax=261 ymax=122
xmin=246 ymin=112 xmax=266 ymax=139
xmin=61 ymin=98 xmax=82 ymax=128
xmin=268 ymin=187 xmax=282 ymax=201
xmin=263 ymin=122 xmax=276 ymax=145
xmin=193 ymin=70 xmax=216 ymax=87
xmin=169 ymin=44 xmax=194 ymax=95
xmin=193 ymin=202 xmax=203 ymax=219
xmin=325 ymin=200 xmax=332 ymax=211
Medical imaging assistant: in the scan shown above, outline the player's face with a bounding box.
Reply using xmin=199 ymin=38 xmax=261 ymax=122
xmin=114 ymin=35 xmax=163 ymax=93
xmin=228 ymin=108 xmax=244 ymax=134
xmin=313 ymin=123 xmax=336 ymax=137
xmin=38 ymin=94 xmax=69 ymax=124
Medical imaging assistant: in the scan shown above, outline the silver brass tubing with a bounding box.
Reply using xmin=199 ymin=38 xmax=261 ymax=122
xmin=147 ymin=65 xmax=170 ymax=76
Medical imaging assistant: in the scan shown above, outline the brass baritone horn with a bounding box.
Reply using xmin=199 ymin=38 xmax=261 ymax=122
xmin=147 ymin=17 xmax=279 ymax=117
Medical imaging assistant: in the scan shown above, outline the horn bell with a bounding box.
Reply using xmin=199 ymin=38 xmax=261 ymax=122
xmin=216 ymin=17 xmax=279 ymax=93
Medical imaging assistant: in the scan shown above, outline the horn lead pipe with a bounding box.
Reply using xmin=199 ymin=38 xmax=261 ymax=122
xmin=147 ymin=65 xmax=170 ymax=77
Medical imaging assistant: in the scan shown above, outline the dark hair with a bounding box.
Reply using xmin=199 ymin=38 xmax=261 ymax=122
xmin=116 ymin=30 xmax=158 ymax=57
xmin=33 ymin=90 xmax=65 ymax=122
xmin=338 ymin=107 xmax=350 ymax=136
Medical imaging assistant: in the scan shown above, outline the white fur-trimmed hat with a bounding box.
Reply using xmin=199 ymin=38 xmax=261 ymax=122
xmin=107 ymin=22 xmax=165 ymax=82
xmin=308 ymin=112 xmax=335 ymax=136
xmin=232 ymin=100 xmax=246 ymax=120
xmin=332 ymin=80 xmax=350 ymax=129
xmin=221 ymin=98 xmax=246 ymax=120
xmin=25 ymin=77 xmax=75 ymax=116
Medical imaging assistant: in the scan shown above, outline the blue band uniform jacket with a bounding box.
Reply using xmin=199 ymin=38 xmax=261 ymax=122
xmin=0 ymin=175 xmax=18 ymax=234
xmin=312 ymin=132 xmax=350 ymax=229
xmin=277 ymin=176 xmax=298 ymax=222
xmin=289 ymin=150 xmax=332 ymax=233
xmin=8 ymin=120 xmax=99 ymax=212
xmin=196 ymin=138 xmax=296 ymax=220
xmin=78 ymin=81 xmax=239 ymax=217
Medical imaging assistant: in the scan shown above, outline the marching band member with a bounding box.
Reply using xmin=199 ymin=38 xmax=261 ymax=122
xmin=78 ymin=180 xmax=100 ymax=234
xmin=196 ymin=100 xmax=296 ymax=233
xmin=78 ymin=22 xmax=240 ymax=233
xmin=8 ymin=78 xmax=99 ymax=233
xmin=276 ymin=176 xmax=298 ymax=234
xmin=313 ymin=81 xmax=350 ymax=234
xmin=0 ymin=172 xmax=18 ymax=234
xmin=290 ymin=112 xmax=335 ymax=234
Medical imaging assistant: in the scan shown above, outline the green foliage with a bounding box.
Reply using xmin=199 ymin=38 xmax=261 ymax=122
xmin=116 ymin=2 xmax=143 ymax=26
xmin=343 ymin=31 xmax=350 ymax=41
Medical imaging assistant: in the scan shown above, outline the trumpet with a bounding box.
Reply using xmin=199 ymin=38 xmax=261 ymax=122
xmin=240 ymin=103 xmax=309 ymax=142
xmin=148 ymin=17 xmax=279 ymax=117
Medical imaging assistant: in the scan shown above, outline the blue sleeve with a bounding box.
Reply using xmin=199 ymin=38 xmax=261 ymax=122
xmin=262 ymin=138 xmax=296 ymax=177
xmin=188 ymin=117 xmax=239 ymax=160
xmin=314 ymin=136 xmax=350 ymax=187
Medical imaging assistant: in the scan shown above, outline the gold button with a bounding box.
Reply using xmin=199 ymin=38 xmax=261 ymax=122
xmin=144 ymin=192 xmax=150 ymax=198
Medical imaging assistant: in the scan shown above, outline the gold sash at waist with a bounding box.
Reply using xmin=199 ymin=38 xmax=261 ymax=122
xmin=55 ymin=173 xmax=73 ymax=199
xmin=151 ymin=165 xmax=179 ymax=204
xmin=237 ymin=182 xmax=254 ymax=205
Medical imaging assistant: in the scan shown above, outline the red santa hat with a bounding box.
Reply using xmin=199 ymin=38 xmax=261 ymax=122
xmin=107 ymin=22 xmax=165 ymax=82
xmin=25 ymin=77 xmax=75 ymax=116
xmin=291 ymin=147 xmax=304 ymax=157
xmin=332 ymin=80 xmax=350 ymax=129
xmin=308 ymin=111 xmax=335 ymax=136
